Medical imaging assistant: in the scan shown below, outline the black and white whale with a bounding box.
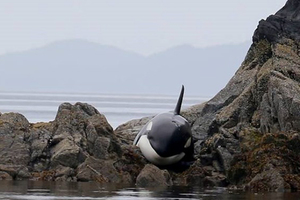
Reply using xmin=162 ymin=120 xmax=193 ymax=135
xmin=133 ymin=86 xmax=194 ymax=166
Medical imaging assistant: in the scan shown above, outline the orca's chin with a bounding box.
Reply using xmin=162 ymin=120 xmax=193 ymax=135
xmin=137 ymin=135 xmax=185 ymax=166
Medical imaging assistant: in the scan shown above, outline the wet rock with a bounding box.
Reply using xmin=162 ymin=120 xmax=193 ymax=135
xmin=247 ymin=169 xmax=285 ymax=192
xmin=54 ymin=165 xmax=76 ymax=182
xmin=31 ymin=170 xmax=56 ymax=181
xmin=0 ymin=164 xmax=31 ymax=180
xmin=203 ymin=173 xmax=228 ymax=187
xmin=229 ymin=132 xmax=300 ymax=191
xmin=136 ymin=164 xmax=173 ymax=188
xmin=0 ymin=171 xmax=13 ymax=180
xmin=172 ymin=160 xmax=207 ymax=186
xmin=76 ymin=156 xmax=129 ymax=184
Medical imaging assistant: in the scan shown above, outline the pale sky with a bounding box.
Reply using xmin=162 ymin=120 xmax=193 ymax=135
xmin=0 ymin=0 xmax=287 ymax=56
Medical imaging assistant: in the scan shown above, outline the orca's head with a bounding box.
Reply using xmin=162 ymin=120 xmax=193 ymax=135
xmin=147 ymin=113 xmax=192 ymax=157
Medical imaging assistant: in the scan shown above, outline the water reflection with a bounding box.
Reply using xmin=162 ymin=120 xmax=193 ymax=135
xmin=0 ymin=181 xmax=299 ymax=200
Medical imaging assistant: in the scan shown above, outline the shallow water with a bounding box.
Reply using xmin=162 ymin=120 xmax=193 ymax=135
xmin=0 ymin=181 xmax=299 ymax=200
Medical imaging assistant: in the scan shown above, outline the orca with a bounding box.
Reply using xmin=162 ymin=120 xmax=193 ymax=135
xmin=133 ymin=85 xmax=194 ymax=166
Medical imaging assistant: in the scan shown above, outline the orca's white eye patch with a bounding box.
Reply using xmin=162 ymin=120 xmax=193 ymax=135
xmin=146 ymin=121 xmax=153 ymax=131
xmin=184 ymin=137 xmax=191 ymax=148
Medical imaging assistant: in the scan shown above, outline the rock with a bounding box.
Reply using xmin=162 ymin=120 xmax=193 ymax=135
xmin=253 ymin=0 xmax=300 ymax=43
xmin=191 ymin=0 xmax=300 ymax=158
xmin=52 ymin=102 xmax=122 ymax=160
xmin=54 ymin=165 xmax=76 ymax=181
xmin=136 ymin=164 xmax=173 ymax=188
xmin=0 ymin=113 xmax=31 ymax=166
xmin=181 ymin=0 xmax=300 ymax=191
xmin=28 ymin=122 xmax=53 ymax=172
xmin=115 ymin=116 xmax=153 ymax=145
xmin=203 ymin=173 xmax=228 ymax=187
xmin=113 ymin=145 xmax=147 ymax=184
xmin=50 ymin=138 xmax=86 ymax=168
xmin=216 ymin=147 xmax=233 ymax=174
xmin=172 ymin=160 xmax=207 ymax=186
xmin=0 ymin=102 xmax=137 ymax=183
xmin=16 ymin=167 xmax=31 ymax=180
xmin=228 ymin=132 xmax=300 ymax=191
xmin=76 ymin=156 xmax=128 ymax=184
xmin=0 ymin=171 xmax=13 ymax=180
xmin=247 ymin=169 xmax=285 ymax=192
xmin=0 ymin=113 xmax=31 ymax=179
xmin=0 ymin=164 xmax=31 ymax=180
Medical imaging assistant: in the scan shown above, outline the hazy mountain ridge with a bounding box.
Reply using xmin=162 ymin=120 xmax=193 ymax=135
xmin=0 ymin=40 xmax=250 ymax=95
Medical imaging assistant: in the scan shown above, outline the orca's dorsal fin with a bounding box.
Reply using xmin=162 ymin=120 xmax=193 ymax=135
xmin=174 ymin=85 xmax=184 ymax=115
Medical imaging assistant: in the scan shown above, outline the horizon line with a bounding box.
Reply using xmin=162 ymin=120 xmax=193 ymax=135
xmin=0 ymin=38 xmax=252 ymax=58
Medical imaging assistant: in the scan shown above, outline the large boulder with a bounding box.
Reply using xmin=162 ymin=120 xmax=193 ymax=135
xmin=0 ymin=113 xmax=31 ymax=179
xmin=136 ymin=164 xmax=173 ymax=188
xmin=190 ymin=0 xmax=300 ymax=190
xmin=52 ymin=102 xmax=122 ymax=161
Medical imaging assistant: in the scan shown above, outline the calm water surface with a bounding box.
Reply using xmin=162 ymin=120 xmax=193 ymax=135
xmin=0 ymin=181 xmax=299 ymax=200
xmin=0 ymin=91 xmax=208 ymax=128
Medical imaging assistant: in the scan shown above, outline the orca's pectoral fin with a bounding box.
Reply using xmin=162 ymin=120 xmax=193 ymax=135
xmin=133 ymin=123 xmax=149 ymax=145
xmin=133 ymin=133 xmax=141 ymax=146
xmin=174 ymin=85 xmax=184 ymax=115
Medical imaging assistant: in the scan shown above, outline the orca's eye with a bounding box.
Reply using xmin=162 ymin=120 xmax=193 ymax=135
xmin=184 ymin=137 xmax=191 ymax=148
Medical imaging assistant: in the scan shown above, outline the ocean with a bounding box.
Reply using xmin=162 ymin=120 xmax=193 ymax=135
xmin=0 ymin=91 xmax=209 ymax=128
xmin=0 ymin=181 xmax=299 ymax=200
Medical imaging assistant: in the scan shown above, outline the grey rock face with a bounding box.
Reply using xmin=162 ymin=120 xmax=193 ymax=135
xmin=188 ymin=0 xmax=300 ymax=190
xmin=253 ymin=0 xmax=300 ymax=43
xmin=0 ymin=102 xmax=145 ymax=183
xmin=189 ymin=0 xmax=300 ymax=160
xmin=115 ymin=116 xmax=153 ymax=146
xmin=0 ymin=113 xmax=31 ymax=179
xmin=51 ymin=102 xmax=122 ymax=163
xmin=76 ymin=156 xmax=125 ymax=183
xmin=136 ymin=164 xmax=173 ymax=188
